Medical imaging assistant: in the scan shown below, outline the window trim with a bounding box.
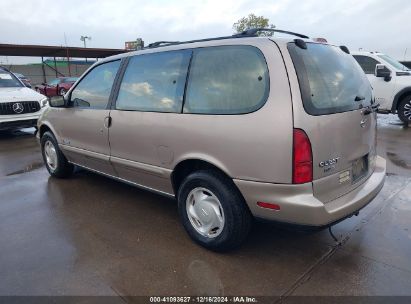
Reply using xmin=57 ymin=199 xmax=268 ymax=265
xmin=353 ymin=55 xmax=381 ymax=74
xmin=111 ymin=44 xmax=270 ymax=116
xmin=67 ymin=59 xmax=123 ymax=110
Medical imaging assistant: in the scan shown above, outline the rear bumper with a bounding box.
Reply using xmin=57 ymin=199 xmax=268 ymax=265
xmin=234 ymin=156 xmax=386 ymax=227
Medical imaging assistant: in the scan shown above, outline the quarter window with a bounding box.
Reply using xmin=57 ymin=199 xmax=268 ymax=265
xmin=116 ymin=50 xmax=191 ymax=112
xmin=70 ymin=60 xmax=120 ymax=109
xmin=353 ymin=55 xmax=380 ymax=74
xmin=183 ymin=45 xmax=269 ymax=114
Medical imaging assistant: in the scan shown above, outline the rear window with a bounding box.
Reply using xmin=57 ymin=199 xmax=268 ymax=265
xmin=353 ymin=55 xmax=380 ymax=74
xmin=288 ymin=43 xmax=372 ymax=115
xmin=183 ymin=45 xmax=269 ymax=114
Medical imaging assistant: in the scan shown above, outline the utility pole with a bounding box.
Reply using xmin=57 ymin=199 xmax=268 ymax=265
xmin=80 ymin=35 xmax=92 ymax=63
xmin=64 ymin=33 xmax=71 ymax=76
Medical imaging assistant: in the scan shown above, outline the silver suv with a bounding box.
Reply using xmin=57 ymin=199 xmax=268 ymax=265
xmin=37 ymin=29 xmax=386 ymax=251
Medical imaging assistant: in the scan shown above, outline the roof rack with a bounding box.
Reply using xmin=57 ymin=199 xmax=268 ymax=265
xmin=233 ymin=28 xmax=309 ymax=39
xmin=147 ymin=41 xmax=180 ymax=48
xmin=146 ymin=28 xmax=309 ymax=49
xmin=146 ymin=35 xmax=234 ymax=49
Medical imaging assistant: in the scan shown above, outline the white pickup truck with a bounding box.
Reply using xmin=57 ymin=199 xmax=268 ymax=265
xmin=352 ymin=51 xmax=411 ymax=124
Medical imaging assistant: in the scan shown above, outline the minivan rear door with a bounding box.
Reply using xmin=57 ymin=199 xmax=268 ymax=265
xmin=287 ymin=42 xmax=378 ymax=203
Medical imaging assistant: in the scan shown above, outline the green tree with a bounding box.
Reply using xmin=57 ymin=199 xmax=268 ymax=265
xmin=233 ymin=13 xmax=275 ymax=36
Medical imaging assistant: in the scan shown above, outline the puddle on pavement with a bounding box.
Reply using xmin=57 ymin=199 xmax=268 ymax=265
xmin=386 ymin=152 xmax=411 ymax=170
xmin=6 ymin=162 xmax=44 ymax=176
xmin=386 ymin=172 xmax=398 ymax=176
xmin=377 ymin=114 xmax=409 ymax=128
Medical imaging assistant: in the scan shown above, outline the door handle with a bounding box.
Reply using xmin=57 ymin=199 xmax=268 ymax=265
xmin=104 ymin=116 xmax=112 ymax=128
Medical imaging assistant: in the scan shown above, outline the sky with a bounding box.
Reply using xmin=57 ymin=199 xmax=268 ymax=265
xmin=0 ymin=0 xmax=410 ymax=64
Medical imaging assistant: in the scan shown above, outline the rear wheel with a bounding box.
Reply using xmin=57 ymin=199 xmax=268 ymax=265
xmin=41 ymin=131 xmax=73 ymax=178
xmin=177 ymin=170 xmax=252 ymax=251
xmin=59 ymin=88 xmax=67 ymax=96
xmin=398 ymin=96 xmax=411 ymax=124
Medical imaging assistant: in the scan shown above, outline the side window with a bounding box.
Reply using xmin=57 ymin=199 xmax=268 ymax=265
xmin=116 ymin=50 xmax=191 ymax=112
xmin=70 ymin=60 xmax=120 ymax=109
xmin=184 ymin=45 xmax=269 ymax=114
xmin=353 ymin=55 xmax=380 ymax=74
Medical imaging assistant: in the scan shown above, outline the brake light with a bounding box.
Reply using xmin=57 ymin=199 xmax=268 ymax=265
xmin=293 ymin=129 xmax=313 ymax=184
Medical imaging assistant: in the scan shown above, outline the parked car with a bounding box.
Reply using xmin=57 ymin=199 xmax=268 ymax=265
xmin=352 ymin=51 xmax=411 ymax=124
xmin=37 ymin=29 xmax=386 ymax=251
xmin=13 ymin=72 xmax=32 ymax=88
xmin=35 ymin=77 xmax=78 ymax=97
xmin=0 ymin=67 xmax=48 ymax=131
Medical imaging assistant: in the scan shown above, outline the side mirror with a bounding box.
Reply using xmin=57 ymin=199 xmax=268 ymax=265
xmin=375 ymin=64 xmax=392 ymax=81
xmin=49 ymin=96 xmax=68 ymax=108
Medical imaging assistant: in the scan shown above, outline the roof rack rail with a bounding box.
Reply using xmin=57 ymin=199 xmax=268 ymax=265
xmin=147 ymin=41 xmax=180 ymax=48
xmin=144 ymin=28 xmax=309 ymax=50
xmin=145 ymin=35 xmax=235 ymax=49
xmin=233 ymin=28 xmax=309 ymax=39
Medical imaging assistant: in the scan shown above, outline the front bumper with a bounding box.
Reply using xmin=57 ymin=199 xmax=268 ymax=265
xmin=234 ymin=156 xmax=386 ymax=227
xmin=0 ymin=116 xmax=40 ymax=130
xmin=0 ymin=109 xmax=44 ymax=130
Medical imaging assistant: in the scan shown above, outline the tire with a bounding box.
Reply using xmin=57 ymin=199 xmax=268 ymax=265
xmin=41 ymin=131 xmax=74 ymax=178
xmin=398 ymin=96 xmax=411 ymax=124
xmin=177 ymin=170 xmax=252 ymax=251
xmin=59 ymin=88 xmax=66 ymax=96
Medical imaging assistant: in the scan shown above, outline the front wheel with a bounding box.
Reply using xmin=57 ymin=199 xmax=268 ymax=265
xmin=398 ymin=96 xmax=411 ymax=124
xmin=177 ymin=170 xmax=252 ymax=251
xmin=41 ymin=131 xmax=74 ymax=178
xmin=59 ymin=88 xmax=66 ymax=96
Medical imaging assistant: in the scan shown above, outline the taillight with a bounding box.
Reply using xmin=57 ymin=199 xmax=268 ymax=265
xmin=293 ymin=129 xmax=313 ymax=184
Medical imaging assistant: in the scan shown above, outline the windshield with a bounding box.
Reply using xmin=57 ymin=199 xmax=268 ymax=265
xmin=49 ymin=79 xmax=62 ymax=86
xmin=0 ymin=70 xmax=23 ymax=88
xmin=288 ymin=43 xmax=372 ymax=115
xmin=377 ymin=54 xmax=410 ymax=71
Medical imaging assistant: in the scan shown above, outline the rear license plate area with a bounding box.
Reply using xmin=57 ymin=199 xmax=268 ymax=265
xmin=352 ymin=155 xmax=369 ymax=183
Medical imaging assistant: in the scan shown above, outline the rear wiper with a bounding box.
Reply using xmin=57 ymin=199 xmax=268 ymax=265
xmin=355 ymin=95 xmax=365 ymax=102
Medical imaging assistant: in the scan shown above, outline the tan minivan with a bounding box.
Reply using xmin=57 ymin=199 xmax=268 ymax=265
xmin=37 ymin=29 xmax=386 ymax=250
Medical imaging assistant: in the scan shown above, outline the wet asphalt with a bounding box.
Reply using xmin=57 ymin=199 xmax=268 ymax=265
xmin=0 ymin=114 xmax=410 ymax=299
